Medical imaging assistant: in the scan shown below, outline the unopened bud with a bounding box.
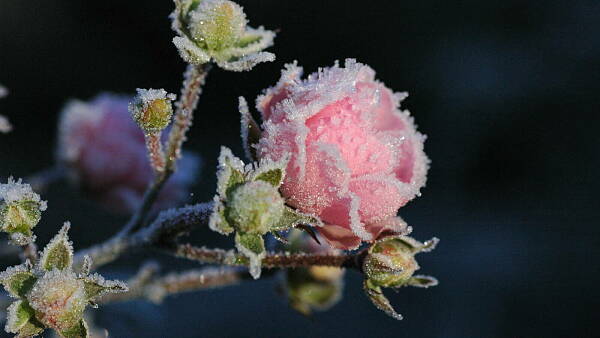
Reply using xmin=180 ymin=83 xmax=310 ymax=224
xmin=363 ymin=236 xmax=419 ymax=288
xmin=129 ymin=88 xmax=175 ymax=133
xmin=0 ymin=178 xmax=47 ymax=245
xmin=189 ymin=0 xmax=247 ymax=52
xmin=226 ymin=180 xmax=284 ymax=234
xmin=26 ymin=270 xmax=86 ymax=331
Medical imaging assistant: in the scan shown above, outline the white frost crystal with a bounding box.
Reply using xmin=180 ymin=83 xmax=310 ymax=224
xmin=171 ymin=0 xmax=276 ymax=71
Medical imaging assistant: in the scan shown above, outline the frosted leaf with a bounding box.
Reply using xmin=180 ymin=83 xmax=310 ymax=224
xmin=0 ymin=177 xmax=47 ymax=208
xmin=60 ymin=319 xmax=88 ymax=338
xmin=271 ymin=206 xmax=322 ymax=231
xmin=228 ymin=26 xmax=276 ymax=57
xmin=235 ymin=232 xmax=265 ymax=279
xmin=208 ymin=197 xmax=234 ymax=235
xmin=239 ymin=96 xmax=261 ymax=161
xmin=248 ymin=153 xmax=289 ymax=187
xmin=215 ymin=146 xmax=246 ymax=198
xmin=407 ymin=275 xmax=438 ymax=288
xmin=173 ymin=36 xmax=211 ymax=65
xmin=216 ymin=51 xmax=275 ymax=72
xmin=0 ymin=261 xmax=36 ymax=298
xmin=5 ymin=300 xmax=38 ymax=335
xmin=82 ymin=273 xmax=128 ymax=301
xmin=0 ymin=115 xmax=12 ymax=133
xmin=38 ymin=222 xmax=73 ymax=271
xmin=363 ymin=280 xmax=403 ymax=320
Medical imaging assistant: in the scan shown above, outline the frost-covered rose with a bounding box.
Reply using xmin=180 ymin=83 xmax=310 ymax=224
xmin=57 ymin=94 xmax=200 ymax=214
xmin=255 ymin=59 xmax=428 ymax=249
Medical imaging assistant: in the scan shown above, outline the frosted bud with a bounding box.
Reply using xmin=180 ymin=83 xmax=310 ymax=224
xmin=226 ymin=180 xmax=284 ymax=235
xmin=128 ymin=88 xmax=176 ymax=133
xmin=189 ymin=0 xmax=247 ymax=51
xmin=26 ymin=270 xmax=86 ymax=332
xmin=0 ymin=177 xmax=47 ymax=245
xmin=363 ymin=236 xmax=419 ymax=288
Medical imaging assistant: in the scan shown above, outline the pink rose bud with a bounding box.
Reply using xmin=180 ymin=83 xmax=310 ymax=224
xmin=255 ymin=59 xmax=428 ymax=249
xmin=57 ymin=94 xmax=200 ymax=214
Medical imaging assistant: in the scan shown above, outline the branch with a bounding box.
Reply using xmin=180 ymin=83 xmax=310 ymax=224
xmin=118 ymin=64 xmax=211 ymax=237
xmin=73 ymin=203 xmax=213 ymax=270
xmin=99 ymin=263 xmax=245 ymax=304
xmin=171 ymin=244 xmax=361 ymax=270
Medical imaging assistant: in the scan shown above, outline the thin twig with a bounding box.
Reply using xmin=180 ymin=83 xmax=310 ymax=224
xmin=100 ymin=265 xmax=244 ymax=304
xmin=172 ymin=244 xmax=360 ymax=270
xmin=118 ymin=64 xmax=211 ymax=237
xmin=74 ymin=203 xmax=213 ymax=270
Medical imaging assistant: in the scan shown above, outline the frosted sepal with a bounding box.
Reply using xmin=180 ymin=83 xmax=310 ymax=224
xmin=38 ymin=222 xmax=73 ymax=271
xmin=5 ymin=300 xmax=43 ymax=336
xmin=0 ymin=261 xmax=35 ymax=298
xmin=363 ymin=280 xmax=403 ymax=320
xmin=235 ymin=232 xmax=265 ymax=279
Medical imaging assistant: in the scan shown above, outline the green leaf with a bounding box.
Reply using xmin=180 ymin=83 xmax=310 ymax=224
xmin=271 ymin=207 xmax=322 ymax=231
xmin=363 ymin=279 xmax=403 ymax=320
xmin=253 ymin=168 xmax=283 ymax=187
xmin=0 ymin=263 xmax=36 ymax=298
xmin=59 ymin=319 xmax=88 ymax=338
xmin=208 ymin=199 xmax=235 ymax=235
xmin=5 ymin=300 xmax=37 ymax=335
xmin=15 ymin=319 xmax=44 ymax=338
xmin=215 ymin=147 xmax=246 ymax=199
xmin=407 ymin=275 xmax=438 ymax=288
xmin=39 ymin=222 xmax=73 ymax=271
xmin=82 ymin=273 xmax=128 ymax=302
xmin=235 ymin=232 xmax=265 ymax=280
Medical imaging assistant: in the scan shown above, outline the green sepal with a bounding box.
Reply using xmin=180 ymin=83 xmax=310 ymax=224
xmin=253 ymin=168 xmax=283 ymax=187
xmin=59 ymin=319 xmax=88 ymax=338
xmin=271 ymin=206 xmax=321 ymax=231
xmin=5 ymin=300 xmax=36 ymax=334
xmin=81 ymin=273 xmax=128 ymax=302
xmin=208 ymin=199 xmax=235 ymax=235
xmin=215 ymin=147 xmax=246 ymax=199
xmin=363 ymin=279 xmax=403 ymax=320
xmin=0 ymin=263 xmax=36 ymax=298
xmin=15 ymin=319 xmax=45 ymax=338
xmin=406 ymin=275 xmax=438 ymax=288
xmin=38 ymin=223 xmax=73 ymax=271
xmin=235 ymin=232 xmax=265 ymax=280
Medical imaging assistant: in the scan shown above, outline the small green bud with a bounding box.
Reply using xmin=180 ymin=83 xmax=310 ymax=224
xmin=189 ymin=0 xmax=247 ymax=52
xmin=363 ymin=236 xmax=420 ymax=288
xmin=129 ymin=88 xmax=176 ymax=133
xmin=286 ymin=267 xmax=344 ymax=316
xmin=26 ymin=269 xmax=87 ymax=332
xmin=0 ymin=177 xmax=47 ymax=245
xmin=226 ymin=180 xmax=285 ymax=234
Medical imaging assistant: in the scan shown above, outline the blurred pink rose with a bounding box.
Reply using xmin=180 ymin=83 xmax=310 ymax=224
xmin=256 ymin=59 xmax=428 ymax=249
xmin=57 ymin=93 xmax=200 ymax=214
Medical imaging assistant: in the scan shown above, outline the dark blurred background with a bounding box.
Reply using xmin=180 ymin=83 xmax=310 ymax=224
xmin=1 ymin=0 xmax=599 ymax=337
